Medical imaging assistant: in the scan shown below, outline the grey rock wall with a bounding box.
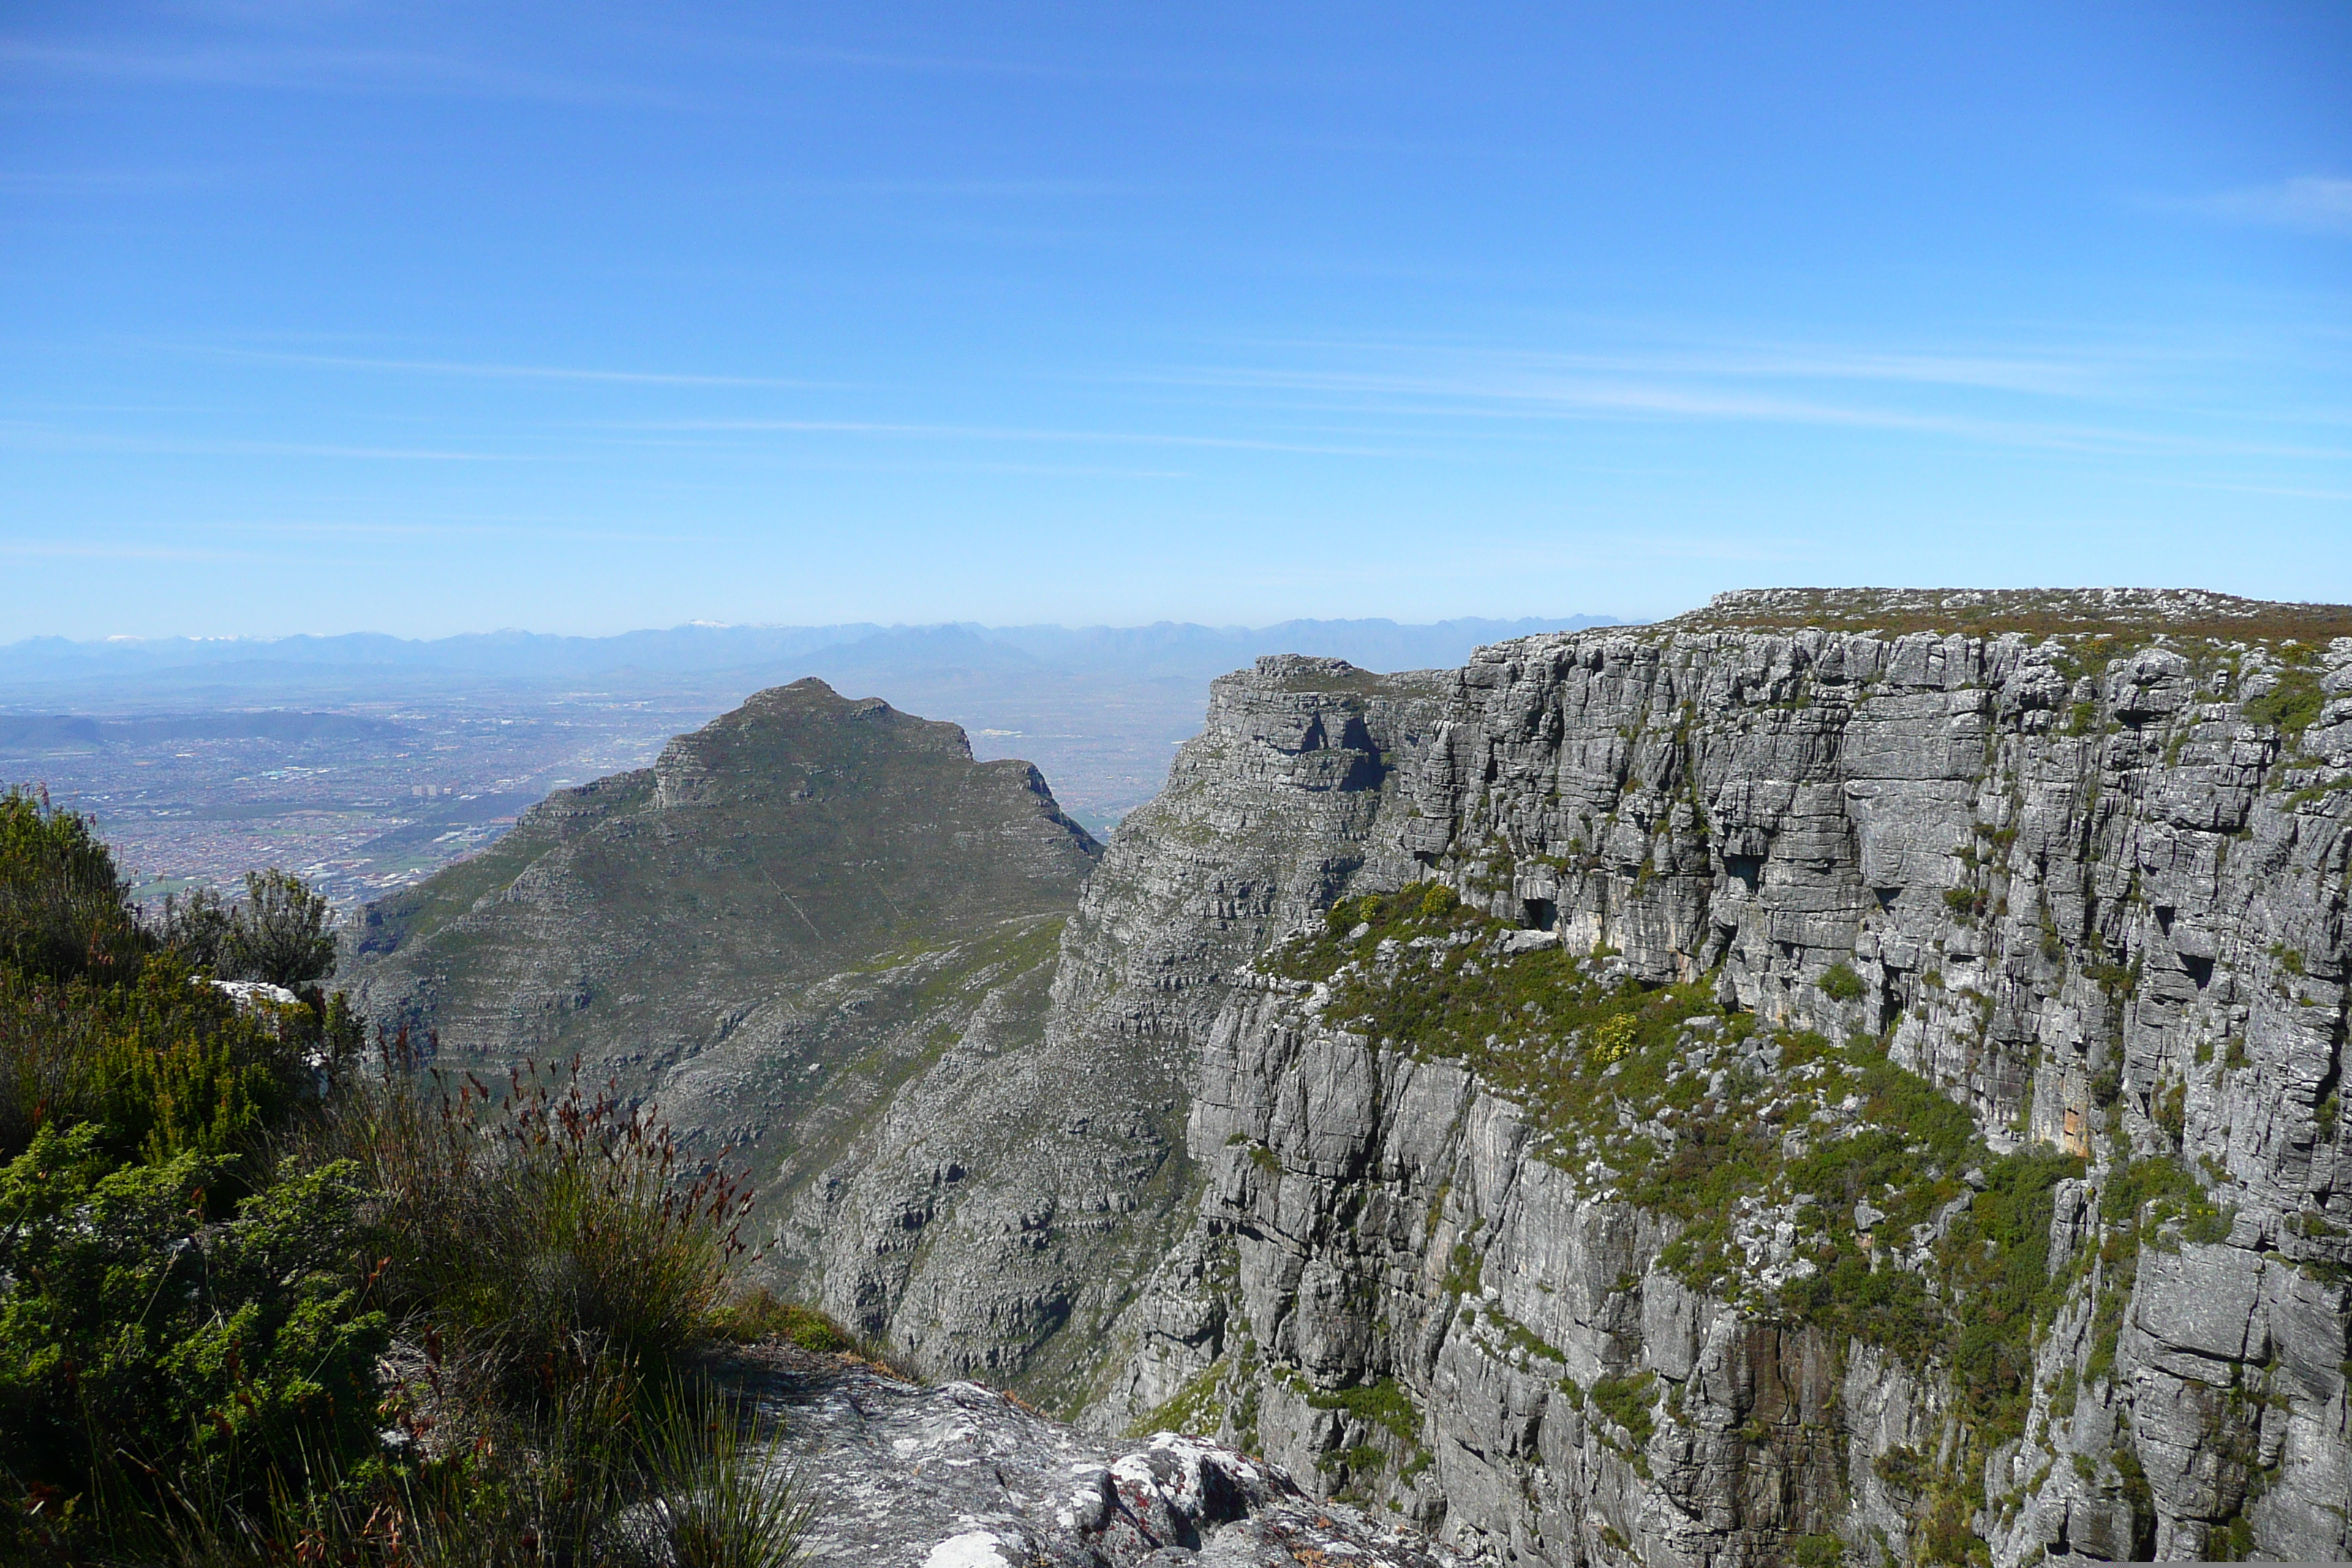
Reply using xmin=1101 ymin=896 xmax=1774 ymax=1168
xmin=1088 ymin=606 xmax=2352 ymax=1565
xmin=769 ymin=652 xmax=1454 ymax=1407
xmin=1037 ymin=656 xmax=1447 ymax=1406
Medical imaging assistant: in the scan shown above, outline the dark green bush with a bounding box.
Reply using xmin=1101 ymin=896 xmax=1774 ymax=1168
xmin=0 ymin=797 xmax=818 ymax=1564
xmin=1941 ymin=1148 xmax=2082 ymax=1439
xmin=1588 ymin=1369 xmax=1657 ymax=1448
xmin=330 ymin=1058 xmax=752 ymax=1400
xmin=0 ymin=788 xmax=148 ymax=986
xmin=223 ymin=868 xmax=339 ymax=988
xmin=1820 ymin=962 xmax=1866 ymax=1003
xmin=1792 ymin=1534 xmax=1847 ymax=1568
xmin=2246 ymin=666 xmax=2324 ymax=734
xmin=160 ymin=867 xmax=338 ymax=989
xmin=0 ymin=950 xmax=344 ymax=1179
xmin=0 ymin=1127 xmax=387 ymax=1545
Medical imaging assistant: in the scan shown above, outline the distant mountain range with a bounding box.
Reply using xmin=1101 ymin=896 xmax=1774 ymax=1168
xmin=0 ymin=612 xmax=1627 ymax=876
xmin=0 ymin=616 xmax=1621 ymax=693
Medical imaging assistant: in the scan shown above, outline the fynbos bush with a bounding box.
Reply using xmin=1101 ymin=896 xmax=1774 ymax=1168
xmin=0 ymin=802 xmax=810 ymax=1565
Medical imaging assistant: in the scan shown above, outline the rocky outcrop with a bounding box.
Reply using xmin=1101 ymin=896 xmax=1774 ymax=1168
xmin=1092 ymin=592 xmax=2352 ymax=1565
xmin=1019 ymin=656 xmax=1448 ymax=1406
xmin=750 ymin=1348 xmax=1463 ymax=1565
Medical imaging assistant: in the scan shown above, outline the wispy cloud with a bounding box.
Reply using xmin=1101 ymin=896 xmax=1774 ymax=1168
xmin=2160 ymin=176 xmax=2352 ymax=235
xmin=0 ymin=538 xmax=234 ymax=561
xmin=0 ymin=38 xmax=678 ymax=108
xmin=636 ymin=418 xmax=1422 ymax=459
xmin=1234 ymin=339 xmax=2108 ymax=399
xmin=1126 ymin=333 xmax=2352 ymax=463
xmin=188 ymin=347 xmax=834 ymax=389
xmin=2144 ymin=477 xmax=2352 ymax=504
xmin=217 ymin=519 xmax=728 ymax=546
xmin=0 ymin=422 xmax=518 ymax=461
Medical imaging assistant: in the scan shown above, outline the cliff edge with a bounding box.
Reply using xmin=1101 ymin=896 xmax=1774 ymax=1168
xmin=1091 ymin=589 xmax=2352 ymax=1565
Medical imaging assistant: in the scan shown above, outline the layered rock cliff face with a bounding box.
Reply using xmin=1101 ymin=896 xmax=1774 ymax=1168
xmin=342 ymin=594 xmax=2352 ymax=1562
xmin=1093 ymin=592 xmax=2352 ymax=1566
xmin=1022 ymin=655 xmax=1450 ymax=1406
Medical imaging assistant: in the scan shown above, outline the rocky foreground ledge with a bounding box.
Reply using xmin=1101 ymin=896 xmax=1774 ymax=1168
xmin=740 ymin=1346 xmax=1466 ymax=1566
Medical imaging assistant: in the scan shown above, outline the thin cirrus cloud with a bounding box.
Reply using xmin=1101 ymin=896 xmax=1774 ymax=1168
xmin=636 ymin=418 xmax=1420 ymax=460
xmin=0 ymin=37 xmax=677 ymax=108
xmin=0 ymin=421 xmax=520 ymax=462
xmin=2159 ymin=176 xmax=2352 ymax=234
xmin=1235 ymin=340 xmax=2113 ymax=399
xmin=1150 ymin=358 xmax=2349 ymax=462
xmin=181 ymin=347 xmax=840 ymax=390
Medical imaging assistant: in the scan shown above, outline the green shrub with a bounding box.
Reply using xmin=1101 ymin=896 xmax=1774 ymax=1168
xmin=1820 ymin=962 xmax=1866 ymax=1003
xmin=1588 ymin=1368 xmax=1657 ymax=1448
xmin=336 ymin=1059 xmax=751 ymax=1397
xmin=1306 ymin=1376 xmax=1422 ymax=1445
xmin=0 ymin=810 xmax=802 ymax=1563
xmin=1941 ymin=1148 xmax=2083 ymax=1439
xmin=157 ymin=870 xmax=337 ymax=990
xmin=110 ymin=1361 xmax=813 ymax=1568
xmin=2155 ymin=1081 xmax=2185 ymax=1144
xmin=0 ymin=951 xmax=340 ymax=1181
xmin=711 ymin=1288 xmax=856 ymax=1354
xmin=0 ymin=1128 xmax=387 ymax=1548
xmin=0 ymin=804 xmax=360 ymax=1179
xmin=1793 ymin=1534 xmax=1847 ymax=1568
xmin=2246 ymin=666 xmax=2324 ymax=734
xmin=0 ymin=788 xmax=148 ymax=987
xmin=1873 ymin=1444 xmax=1929 ymax=1493
xmin=1781 ymin=1254 xmax=1938 ymax=1363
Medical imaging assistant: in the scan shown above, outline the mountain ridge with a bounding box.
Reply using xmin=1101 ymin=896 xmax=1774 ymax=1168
xmin=1 ymin=616 xmax=1618 ymax=690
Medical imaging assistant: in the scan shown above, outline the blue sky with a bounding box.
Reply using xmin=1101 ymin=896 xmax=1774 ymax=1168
xmin=3 ymin=2 xmax=2347 ymax=638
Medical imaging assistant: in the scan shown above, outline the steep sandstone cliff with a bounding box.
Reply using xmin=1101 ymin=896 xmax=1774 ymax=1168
xmin=1024 ymin=655 xmax=1448 ymax=1406
xmin=1096 ymin=592 xmax=2352 ymax=1566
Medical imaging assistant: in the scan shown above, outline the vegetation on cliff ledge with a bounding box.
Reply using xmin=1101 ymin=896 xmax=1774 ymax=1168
xmin=1264 ymin=885 xmax=2090 ymax=1447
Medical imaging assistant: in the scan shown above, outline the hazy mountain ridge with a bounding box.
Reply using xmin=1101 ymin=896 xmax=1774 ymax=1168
xmin=1 ymin=614 xmax=1617 ymax=903
xmin=0 ymin=616 xmax=1616 ymax=693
